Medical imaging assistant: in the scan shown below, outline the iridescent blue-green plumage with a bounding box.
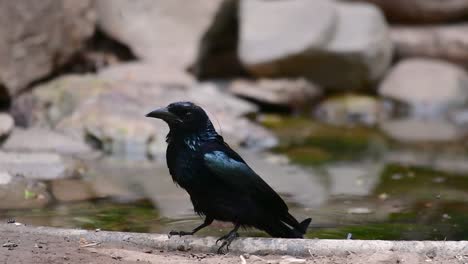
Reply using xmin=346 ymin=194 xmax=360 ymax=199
xmin=146 ymin=102 xmax=311 ymax=249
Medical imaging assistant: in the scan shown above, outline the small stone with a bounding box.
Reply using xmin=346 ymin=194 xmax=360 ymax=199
xmin=2 ymin=242 xmax=18 ymax=249
xmin=442 ymin=214 xmax=451 ymax=220
xmin=391 ymin=173 xmax=403 ymax=180
xmin=0 ymin=172 xmax=13 ymax=185
xmin=432 ymin=177 xmax=446 ymax=183
xmin=347 ymin=207 xmax=373 ymax=214
xmin=378 ymin=193 xmax=389 ymax=200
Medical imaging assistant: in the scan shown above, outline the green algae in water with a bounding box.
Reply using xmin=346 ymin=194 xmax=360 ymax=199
xmin=261 ymin=114 xmax=387 ymax=165
xmin=3 ymin=199 xmax=161 ymax=233
xmin=75 ymin=200 xmax=159 ymax=232
xmin=374 ymin=164 xmax=468 ymax=201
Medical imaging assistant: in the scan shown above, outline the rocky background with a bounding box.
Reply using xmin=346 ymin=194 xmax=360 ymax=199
xmin=1 ymin=0 xmax=468 ymax=219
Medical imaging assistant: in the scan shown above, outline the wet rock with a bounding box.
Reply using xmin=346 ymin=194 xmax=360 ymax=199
xmin=380 ymin=118 xmax=466 ymax=142
xmin=51 ymin=179 xmax=97 ymax=202
xmin=228 ymin=78 xmax=321 ymax=107
xmin=0 ymin=0 xmax=95 ymax=97
xmin=12 ymin=75 xmax=112 ymax=127
xmin=239 ymin=0 xmax=392 ymax=90
xmin=0 ymin=177 xmax=51 ymax=209
xmin=3 ymin=128 xmax=93 ymax=156
xmin=96 ymin=0 xmax=222 ymax=74
xmin=346 ymin=0 xmax=468 ymax=24
xmin=378 ymin=59 xmax=468 ymax=114
xmin=0 ymin=113 xmax=14 ymax=140
xmin=0 ymin=152 xmax=78 ymax=180
xmin=391 ymin=24 xmax=468 ymax=65
xmin=314 ymin=95 xmax=385 ymax=126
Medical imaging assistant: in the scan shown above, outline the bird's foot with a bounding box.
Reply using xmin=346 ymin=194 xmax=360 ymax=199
xmin=168 ymin=230 xmax=193 ymax=238
xmin=216 ymin=231 xmax=239 ymax=254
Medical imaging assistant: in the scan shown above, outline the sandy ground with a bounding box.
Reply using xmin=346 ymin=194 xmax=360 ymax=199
xmin=2 ymin=229 xmax=467 ymax=264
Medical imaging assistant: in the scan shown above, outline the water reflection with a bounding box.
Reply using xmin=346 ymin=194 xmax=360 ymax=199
xmin=1 ymin=117 xmax=468 ymax=240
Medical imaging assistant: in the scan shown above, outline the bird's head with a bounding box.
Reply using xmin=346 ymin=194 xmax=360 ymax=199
xmin=145 ymin=101 xmax=213 ymax=132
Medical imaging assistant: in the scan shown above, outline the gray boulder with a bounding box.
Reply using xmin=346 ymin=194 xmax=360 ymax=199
xmin=380 ymin=118 xmax=466 ymax=143
xmin=96 ymin=0 xmax=222 ymax=75
xmin=3 ymin=128 xmax=93 ymax=156
xmin=391 ymin=24 xmax=468 ymax=65
xmin=0 ymin=0 xmax=95 ymax=97
xmin=0 ymin=152 xmax=79 ymax=180
xmin=238 ymin=0 xmax=392 ymax=90
xmin=12 ymin=64 xmax=276 ymax=159
xmin=378 ymin=59 xmax=468 ymax=113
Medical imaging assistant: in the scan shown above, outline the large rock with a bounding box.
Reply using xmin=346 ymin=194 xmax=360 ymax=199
xmin=0 ymin=176 xmax=51 ymax=209
xmin=391 ymin=24 xmax=468 ymax=65
xmin=96 ymin=0 xmax=222 ymax=76
xmin=0 ymin=113 xmax=14 ymax=140
xmin=12 ymin=64 xmax=276 ymax=159
xmin=239 ymin=0 xmax=392 ymax=89
xmin=2 ymin=128 xmax=93 ymax=156
xmin=0 ymin=152 xmax=79 ymax=180
xmin=0 ymin=0 xmax=95 ymax=97
xmin=228 ymin=78 xmax=322 ymax=107
xmin=380 ymin=118 xmax=466 ymax=143
xmin=238 ymin=0 xmax=392 ymax=90
xmin=378 ymin=59 xmax=468 ymax=112
xmin=346 ymin=0 xmax=468 ymax=24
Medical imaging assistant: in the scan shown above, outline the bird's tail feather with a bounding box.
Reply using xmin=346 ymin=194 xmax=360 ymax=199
xmin=298 ymin=218 xmax=312 ymax=234
xmin=260 ymin=218 xmax=310 ymax=238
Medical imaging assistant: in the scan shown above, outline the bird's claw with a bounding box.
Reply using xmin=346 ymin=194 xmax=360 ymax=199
xmin=216 ymin=231 xmax=239 ymax=254
xmin=215 ymin=234 xmax=229 ymax=245
xmin=168 ymin=230 xmax=193 ymax=238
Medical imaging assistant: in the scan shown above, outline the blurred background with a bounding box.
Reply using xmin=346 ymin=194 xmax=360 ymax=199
xmin=0 ymin=0 xmax=468 ymax=240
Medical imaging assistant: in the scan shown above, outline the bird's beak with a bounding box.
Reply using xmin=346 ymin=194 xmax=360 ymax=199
xmin=145 ymin=107 xmax=182 ymax=123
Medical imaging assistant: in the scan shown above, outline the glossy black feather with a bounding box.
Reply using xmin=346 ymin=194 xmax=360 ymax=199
xmin=151 ymin=102 xmax=311 ymax=238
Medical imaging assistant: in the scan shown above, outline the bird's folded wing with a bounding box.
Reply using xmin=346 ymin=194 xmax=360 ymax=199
xmin=204 ymin=150 xmax=288 ymax=213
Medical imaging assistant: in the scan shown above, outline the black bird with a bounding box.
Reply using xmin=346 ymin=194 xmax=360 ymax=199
xmin=146 ymin=101 xmax=311 ymax=253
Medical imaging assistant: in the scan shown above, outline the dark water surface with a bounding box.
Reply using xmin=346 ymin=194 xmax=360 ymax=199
xmin=2 ymin=116 xmax=468 ymax=240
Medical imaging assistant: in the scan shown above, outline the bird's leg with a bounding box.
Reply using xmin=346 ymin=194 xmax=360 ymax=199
xmin=216 ymin=224 xmax=240 ymax=254
xmin=168 ymin=217 xmax=213 ymax=238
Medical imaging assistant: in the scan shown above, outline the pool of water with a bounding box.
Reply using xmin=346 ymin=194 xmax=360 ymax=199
xmin=1 ymin=116 xmax=468 ymax=240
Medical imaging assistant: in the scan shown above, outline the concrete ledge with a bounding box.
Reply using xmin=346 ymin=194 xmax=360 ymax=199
xmin=1 ymin=224 xmax=467 ymax=257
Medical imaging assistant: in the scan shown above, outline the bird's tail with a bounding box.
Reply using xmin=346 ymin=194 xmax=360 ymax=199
xmin=260 ymin=217 xmax=312 ymax=239
xmin=298 ymin=218 xmax=312 ymax=234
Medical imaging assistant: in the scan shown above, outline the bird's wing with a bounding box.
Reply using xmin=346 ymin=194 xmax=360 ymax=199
xmin=203 ymin=148 xmax=288 ymax=213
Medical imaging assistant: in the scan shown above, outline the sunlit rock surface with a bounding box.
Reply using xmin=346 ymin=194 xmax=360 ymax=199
xmin=238 ymin=0 xmax=392 ymax=90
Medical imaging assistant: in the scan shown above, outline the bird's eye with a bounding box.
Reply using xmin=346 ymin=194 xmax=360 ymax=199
xmin=185 ymin=111 xmax=192 ymax=116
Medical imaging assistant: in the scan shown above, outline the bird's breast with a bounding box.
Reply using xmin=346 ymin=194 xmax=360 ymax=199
xmin=166 ymin=141 xmax=204 ymax=189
